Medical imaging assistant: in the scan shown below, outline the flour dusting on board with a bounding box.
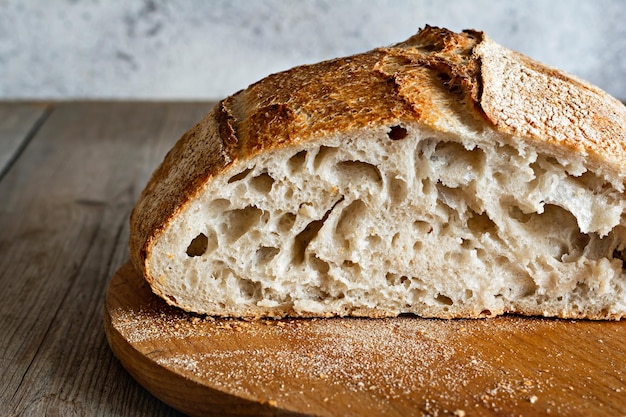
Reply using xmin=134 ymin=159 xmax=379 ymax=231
xmin=114 ymin=301 xmax=553 ymax=413
xmin=153 ymin=318 xmax=498 ymax=408
xmin=108 ymin=263 xmax=626 ymax=416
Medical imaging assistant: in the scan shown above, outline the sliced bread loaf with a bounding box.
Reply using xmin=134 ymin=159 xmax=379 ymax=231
xmin=130 ymin=26 xmax=626 ymax=319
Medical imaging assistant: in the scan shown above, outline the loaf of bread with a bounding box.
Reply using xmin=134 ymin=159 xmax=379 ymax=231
xmin=130 ymin=26 xmax=626 ymax=320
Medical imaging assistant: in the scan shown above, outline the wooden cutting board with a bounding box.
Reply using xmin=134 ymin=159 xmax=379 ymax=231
xmin=104 ymin=261 xmax=626 ymax=417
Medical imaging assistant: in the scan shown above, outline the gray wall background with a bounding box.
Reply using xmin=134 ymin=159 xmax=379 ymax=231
xmin=2 ymin=0 xmax=625 ymax=101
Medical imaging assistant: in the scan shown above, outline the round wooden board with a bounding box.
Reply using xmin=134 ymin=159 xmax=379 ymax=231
xmin=104 ymin=261 xmax=626 ymax=417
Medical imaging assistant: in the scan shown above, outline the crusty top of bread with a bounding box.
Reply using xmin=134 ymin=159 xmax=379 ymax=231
xmin=129 ymin=25 xmax=626 ymax=282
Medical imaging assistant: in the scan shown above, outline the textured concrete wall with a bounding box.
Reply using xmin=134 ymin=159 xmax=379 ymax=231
xmin=1 ymin=0 xmax=625 ymax=100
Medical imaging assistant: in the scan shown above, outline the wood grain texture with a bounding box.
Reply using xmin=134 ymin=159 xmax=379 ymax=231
xmin=106 ymin=261 xmax=626 ymax=417
xmin=0 ymin=102 xmax=50 ymax=179
xmin=0 ymin=102 xmax=214 ymax=416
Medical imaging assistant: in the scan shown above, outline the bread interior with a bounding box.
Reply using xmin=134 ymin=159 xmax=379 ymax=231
xmin=149 ymin=124 xmax=626 ymax=319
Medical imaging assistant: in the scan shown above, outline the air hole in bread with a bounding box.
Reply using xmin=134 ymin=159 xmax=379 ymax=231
xmin=210 ymin=198 xmax=231 ymax=212
xmin=313 ymin=146 xmax=338 ymax=171
xmin=250 ymin=172 xmax=275 ymax=193
xmin=342 ymin=260 xmax=362 ymax=275
xmin=412 ymin=287 xmax=427 ymax=300
xmin=413 ymin=220 xmax=433 ymax=234
xmin=239 ymin=278 xmax=262 ymax=300
xmin=385 ymin=272 xmax=396 ymax=285
xmin=528 ymin=162 xmax=547 ymax=190
xmin=436 ymin=183 xmax=460 ymax=211
xmin=335 ymin=161 xmax=383 ymax=188
xmin=576 ymin=170 xmax=611 ymax=194
xmin=523 ymin=204 xmax=589 ymax=261
xmin=391 ymin=232 xmax=401 ymax=248
xmin=433 ymin=141 xmax=485 ymax=180
xmin=563 ymin=232 xmax=591 ymax=263
xmin=294 ymin=198 xmax=344 ymax=264
xmin=227 ymin=167 xmax=253 ymax=183
xmin=336 ymin=199 xmax=366 ymax=242
xmin=277 ymin=212 xmax=296 ymax=233
xmin=420 ymin=177 xmax=434 ymax=195
xmin=256 ymin=246 xmax=279 ymax=265
xmin=293 ymin=219 xmax=326 ymax=264
xmin=467 ymin=211 xmax=497 ymax=235
xmin=343 ymin=259 xmax=357 ymax=268
xmin=389 ymin=177 xmax=408 ymax=205
xmin=387 ymin=125 xmax=408 ymax=140
xmin=385 ymin=273 xmax=411 ymax=289
xmin=310 ymin=255 xmax=330 ymax=274
xmin=222 ymin=206 xmax=264 ymax=243
xmin=366 ymin=234 xmax=382 ymax=249
xmin=186 ymin=233 xmax=208 ymax=257
xmin=495 ymin=255 xmax=510 ymax=267
xmin=435 ymin=294 xmax=454 ymax=305
xmin=509 ymin=205 xmax=533 ymax=223
xmin=288 ymin=150 xmax=307 ymax=173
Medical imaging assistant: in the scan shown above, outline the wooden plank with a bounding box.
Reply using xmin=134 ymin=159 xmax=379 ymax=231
xmin=0 ymin=102 xmax=50 ymax=180
xmin=0 ymin=102 xmax=214 ymax=416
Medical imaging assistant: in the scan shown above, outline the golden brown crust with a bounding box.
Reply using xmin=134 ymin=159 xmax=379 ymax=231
xmin=477 ymin=39 xmax=626 ymax=181
xmin=129 ymin=25 xmax=626 ymax=280
xmin=129 ymin=104 xmax=236 ymax=276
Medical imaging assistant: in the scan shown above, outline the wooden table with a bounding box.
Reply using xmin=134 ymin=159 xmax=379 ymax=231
xmin=2 ymin=102 xmax=626 ymax=416
xmin=0 ymin=102 xmax=210 ymax=416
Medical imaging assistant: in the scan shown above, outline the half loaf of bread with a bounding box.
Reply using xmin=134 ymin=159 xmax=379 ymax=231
xmin=130 ymin=26 xmax=626 ymax=320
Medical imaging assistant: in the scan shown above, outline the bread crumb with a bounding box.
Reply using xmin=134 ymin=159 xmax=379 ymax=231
xmin=529 ymin=395 xmax=538 ymax=404
xmin=454 ymin=410 xmax=466 ymax=417
xmin=267 ymin=399 xmax=277 ymax=407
